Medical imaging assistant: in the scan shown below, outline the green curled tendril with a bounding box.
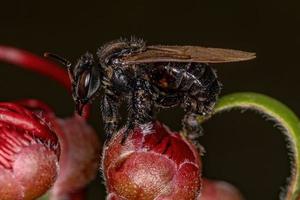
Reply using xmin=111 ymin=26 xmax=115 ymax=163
xmin=199 ymin=92 xmax=300 ymax=200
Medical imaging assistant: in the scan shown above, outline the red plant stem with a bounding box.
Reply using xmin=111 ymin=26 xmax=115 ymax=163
xmin=0 ymin=45 xmax=90 ymax=119
xmin=0 ymin=46 xmax=70 ymax=89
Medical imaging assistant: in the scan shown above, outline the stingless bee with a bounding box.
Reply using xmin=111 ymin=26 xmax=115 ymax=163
xmin=45 ymin=38 xmax=255 ymax=143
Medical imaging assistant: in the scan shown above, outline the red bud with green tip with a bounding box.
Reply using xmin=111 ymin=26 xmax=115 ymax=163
xmin=0 ymin=102 xmax=60 ymax=200
xmin=102 ymin=121 xmax=202 ymax=200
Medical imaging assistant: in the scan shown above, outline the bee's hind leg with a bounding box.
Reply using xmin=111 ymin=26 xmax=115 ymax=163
xmin=182 ymin=112 xmax=204 ymax=142
xmin=182 ymin=112 xmax=207 ymax=154
xmin=181 ymin=96 xmax=206 ymax=150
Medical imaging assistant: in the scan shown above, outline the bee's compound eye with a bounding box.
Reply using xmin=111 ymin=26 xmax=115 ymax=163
xmin=77 ymin=70 xmax=91 ymax=98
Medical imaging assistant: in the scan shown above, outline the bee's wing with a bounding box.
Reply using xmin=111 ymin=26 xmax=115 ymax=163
xmin=121 ymin=45 xmax=256 ymax=64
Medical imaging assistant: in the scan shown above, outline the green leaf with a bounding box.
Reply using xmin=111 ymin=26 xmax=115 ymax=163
xmin=199 ymin=92 xmax=300 ymax=200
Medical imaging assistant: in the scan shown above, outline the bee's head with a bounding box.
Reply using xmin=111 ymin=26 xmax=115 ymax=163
xmin=44 ymin=52 xmax=101 ymax=115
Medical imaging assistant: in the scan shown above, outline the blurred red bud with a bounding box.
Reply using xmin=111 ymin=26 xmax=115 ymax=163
xmin=0 ymin=102 xmax=60 ymax=200
xmin=102 ymin=121 xmax=202 ymax=200
xmin=50 ymin=115 xmax=101 ymax=200
xmin=199 ymin=179 xmax=244 ymax=200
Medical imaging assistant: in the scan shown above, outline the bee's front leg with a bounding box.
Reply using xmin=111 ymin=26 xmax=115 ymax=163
xmin=123 ymin=80 xmax=155 ymax=143
xmin=101 ymin=93 xmax=121 ymax=143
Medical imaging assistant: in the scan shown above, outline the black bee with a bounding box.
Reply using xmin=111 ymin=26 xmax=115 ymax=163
xmin=45 ymin=38 xmax=255 ymax=143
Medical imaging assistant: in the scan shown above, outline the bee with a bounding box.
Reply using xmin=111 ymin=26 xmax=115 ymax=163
xmin=45 ymin=38 xmax=255 ymax=143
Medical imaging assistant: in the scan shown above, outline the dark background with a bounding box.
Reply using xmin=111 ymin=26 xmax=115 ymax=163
xmin=0 ymin=0 xmax=299 ymax=199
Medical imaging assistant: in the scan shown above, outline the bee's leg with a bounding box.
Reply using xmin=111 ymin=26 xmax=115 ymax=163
xmin=182 ymin=112 xmax=204 ymax=150
xmin=123 ymin=80 xmax=154 ymax=143
xmin=181 ymin=95 xmax=205 ymax=145
xmin=101 ymin=93 xmax=120 ymax=143
xmin=183 ymin=112 xmax=203 ymax=138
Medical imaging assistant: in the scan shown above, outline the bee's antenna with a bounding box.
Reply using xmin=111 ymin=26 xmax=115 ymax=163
xmin=44 ymin=52 xmax=72 ymax=67
xmin=44 ymin=52 xmax=74 ymax=81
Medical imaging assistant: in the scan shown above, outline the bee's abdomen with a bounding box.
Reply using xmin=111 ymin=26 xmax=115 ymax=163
xmin=170 ymin=63 xmax=218 ymax=92
xmin=147 ymin=62 xmax=221 ymax=113
xmin=170 ymin=63 xmax=221 ymax=113
xmin=189 ymin=64 xmax=220 ymax=96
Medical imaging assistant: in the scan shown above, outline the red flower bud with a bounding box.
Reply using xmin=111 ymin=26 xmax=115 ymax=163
xmin=200 ymin=179 xmax=244 ymax=200
xmin=0 ymin=102 xmax=60 ymax=200
xmin=18 ymin=99 xmax=101 ymax=200
xmin=102 ymin=121 xmax=202 ymax=200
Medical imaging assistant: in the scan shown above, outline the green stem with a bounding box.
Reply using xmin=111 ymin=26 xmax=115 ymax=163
xmin=199 ymin=92 xmax=300 ymax=200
